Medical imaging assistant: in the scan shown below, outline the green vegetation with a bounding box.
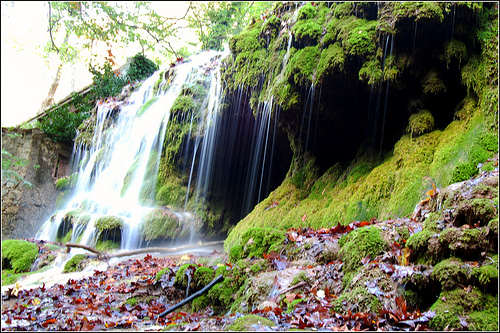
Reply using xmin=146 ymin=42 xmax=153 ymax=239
xmin=1 ymin=239 xmax=39 ymax=273
xmin=63 ymin=254 xmax=88 ymax=273
xmin=226 ymin=314 xmax=275 ymax=331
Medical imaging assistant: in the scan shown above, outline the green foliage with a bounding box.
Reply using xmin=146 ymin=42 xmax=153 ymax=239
xmin=444 ymin=39 xmax=468 ymax=68
xmin=189 ymin=2 xmax=273 ymax=51
xmin=422 ymin=70 xmax=446 ymax=95
xmin=126 ymin=53 xmax=159 ymax=82
xmin=407 ymin=110 xmax=435 ymax=138
xmin=89 ymin=62 xmax=128 ymax=100
xmin=40 ymin=106 xmax=89 ymax=143
xmin=1 ymin=239 xmax=39 ymax=273
xmin=63 ymin=254 xmax=88 ymax=273
xmin=1 ymin=149 xmax=33 ymax=189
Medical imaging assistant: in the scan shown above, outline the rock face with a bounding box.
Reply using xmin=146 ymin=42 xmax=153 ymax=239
xmin=1 ymin=128 xmax=72 ymax=240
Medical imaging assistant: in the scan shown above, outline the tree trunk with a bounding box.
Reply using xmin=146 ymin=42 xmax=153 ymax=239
xmin=40 ymin=62 xmax=63 ymax=111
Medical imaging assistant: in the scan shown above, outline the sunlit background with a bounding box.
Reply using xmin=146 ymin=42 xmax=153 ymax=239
xmin=1 ymin=1 xmax=197 ymax=127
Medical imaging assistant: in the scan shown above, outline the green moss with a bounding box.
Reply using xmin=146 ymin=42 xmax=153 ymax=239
xmin=95 ymin=240 xmax=119 ymax=252
xmin=333 ymin=285 xmax=382 ymax=314
xmin=140 ymin=209 xmax=181 ymax=241
xmin=240 ymin=227 xmax=286 ymax=259
xmin=291 ymin=270 xmax=309 ymax=286
xmin=286 ymin=46 xmax=320 ymax=86
xmin=293 ymin=20 xmax=322 ymax=46
xmin=432 ymin=258 xmax=467 ymax=290
xmin=63 ymin=254 xmax=88 ymax=273
xmin=470 ymin=259 xmax=498 ymax=287
xmin=1 ymin=239 xmax=39 ymax=273
xmin=125 ymin=297 xmax=138 ymax=307
xmin=55 ymin=172 xmax=79 ymax=191
xmin=229 ymin=245 xmax=243 ymax=263
xmin=429 ymin=287 xmax=498 ymax=331
xmin=317 ymin=43 xmax=345 ymax=81
xmin=155 ymin=267 xmax=170 ymax=282
xmin=175 ymin=263 xmax=197 ymax=287
xmin=137 ymin=97 xmax=159 ymax=117
xmin=225 ymin=314 xmax=275 ymax=331
xmin=94 ymin=216 xmax=123 ymax=232
xmin=339 ymin=226 xmax=388 ymax=274
xmin=192 ymin=294 xmax=209 ymax=312
xmin=422 ymin=71 xmax=446 ymax=95
xmin=155 ymin=176 xmax=187 ymax=208
xmin=444 ymin=39 xmax=468 ymax=68
xmin=408 ymin=110 xmax=435 ymax=138
xmin=170 ymin=95 xmax=195 ymax=115
xmin=359 ymin=59 xmax=383 ymax=85
xmin=193 ymin=266 xmax=215 ymax=287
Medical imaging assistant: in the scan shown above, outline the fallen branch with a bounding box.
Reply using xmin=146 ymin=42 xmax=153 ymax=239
xmin=110 ymin=241 xmax=225 ymax=258
xmin=64 ymin=241 xmax=225 ymax=259
xmin=157 ymin=274 xmax=224 ymax=319
xmin=65 ymin=243 xmax=106 ymax=258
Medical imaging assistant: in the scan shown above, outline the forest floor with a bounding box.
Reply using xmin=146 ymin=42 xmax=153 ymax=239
xmin=1 ymin=157 xmax=498 ymax=331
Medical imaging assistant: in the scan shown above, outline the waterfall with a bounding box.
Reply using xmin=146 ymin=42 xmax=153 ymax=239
xmin=36 ymin=51 xmax=227 ymax=250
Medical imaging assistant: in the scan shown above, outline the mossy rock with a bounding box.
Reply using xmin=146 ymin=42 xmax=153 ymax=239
xmin=153 ymin=267 xmax=169 ymax=282
xmin=63 ymin=254 xmax=88 ymax=273
xmin=431 ymin=257 xmax=468 ymax=290
xmin=439 ymin=227 xmax=489 ymax=259
xmin=140 ymin=209 xmax=183 ymax=241
xmin=429 ymin=287 xmax=498 ymax=331
xmin=55 ymin=172 xmax=79 ymax=191
xmin=407 ymin=110 xmax=435 ymax=137
xmin=175 ymin=263 xmax=198 ymax=288
xmin=469 ymin=256 xmax=498 ymax=289
xmin=193 ymin=266 xmax=215 ymax=287
xmin=338 ymin=226 xmax=388 ymax=274
xmin=94 ymin=216 xmax=124 ymax=232
xmin=453 ymin=198 xmax=497 ymax=227
xmin=240 ymin=227 xmax=286 ymax=259
xmin=192 ymin=294 xmax=209 ymax=312
xmin=225 ymin=314 xmax=275 ymax=331
xmin=1 ymin=239 xmax=39 ymax=273
xmin=229 ymin=245 xmax=243 ymax=263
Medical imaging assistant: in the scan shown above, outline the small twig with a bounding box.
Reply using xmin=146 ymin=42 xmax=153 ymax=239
xmin=157 ymin=274 xmax=224 ymax=319
xmin=279 ymin=281 xmax=308 ymax=295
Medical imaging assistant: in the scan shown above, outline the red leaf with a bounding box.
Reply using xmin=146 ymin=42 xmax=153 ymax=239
xmin=359 ymin=220 xmax=370 ymax=227
xmin=361 ymin=255 xmax=371 ymax=265
xmin=302 ymin=213 xmax=307 ymax=222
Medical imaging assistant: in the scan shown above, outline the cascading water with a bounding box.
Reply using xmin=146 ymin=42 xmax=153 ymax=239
xmin=36 ymin=51 xmax=227 ymax=250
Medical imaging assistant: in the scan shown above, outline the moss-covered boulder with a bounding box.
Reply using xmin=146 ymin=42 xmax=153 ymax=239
xmin=62 ymin=254 xmax=88 ymax=273
xmin=240 ymin=227 xmax=287 ymax=259
xmin=338 ymin=226 xmax=389 ymax=277
xmin=429 ymin=287 xmax=498 ymax=331
xmin=139 ymin=208 xmax=186 ymax=241
xmin=225 ymin=314 xmax=275 ymax=331
xmin=1 ymin=239 xmax=39 ymax=273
